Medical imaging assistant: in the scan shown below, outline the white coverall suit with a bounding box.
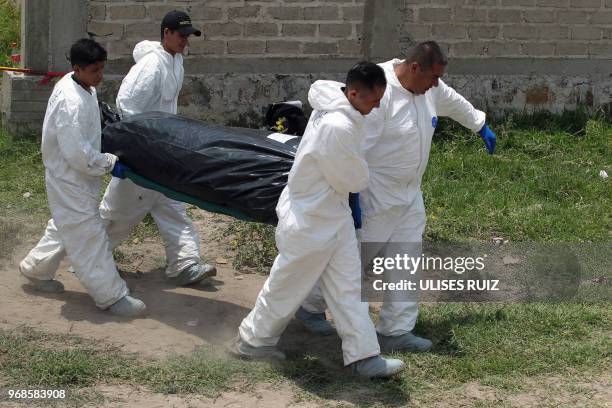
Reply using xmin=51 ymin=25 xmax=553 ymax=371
xmin=19 ymin=73 xmax=129 ymax=308
xmin=239 ymin=80 xmax=380 ymax=365
xmin=99 ymin=41 xmax=201 ymax=277
xmin=302 ymin=59 xmax=486 ymax=336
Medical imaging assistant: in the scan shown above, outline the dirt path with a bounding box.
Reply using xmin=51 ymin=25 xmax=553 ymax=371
xmin=0 ymin=210 xmax=265 ymax=358
xmin=2 ymin=210 xmax=609 ymax=407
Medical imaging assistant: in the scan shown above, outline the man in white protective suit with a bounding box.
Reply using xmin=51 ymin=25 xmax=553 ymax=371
xmin=99 ymin=11 xmax=217 ymax=287
xmin=19 ymin=39 xmax=146 ymax=317
xmin=233 ymin=62 xmax=406 ymax=379
xmin=297 ymin=41 xmax=497 ymax=352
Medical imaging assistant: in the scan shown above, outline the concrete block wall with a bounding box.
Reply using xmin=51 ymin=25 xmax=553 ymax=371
xmin=87 ymin=0 xmax=366 ymax=59
xmin=400 ymin=0 xmax=612 ymax=58
xmin=3 ymin=1 xmax=612 ymax=136
xmin=1 ymin=72 xmax=53 ymax=137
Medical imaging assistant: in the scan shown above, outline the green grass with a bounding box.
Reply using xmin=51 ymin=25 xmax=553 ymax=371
xmin=0 ymin=110 xmax=610 ymax=404
xmin=227 ymin=112 xmax=611 ymax=271
xmin=0 ymin=128 xmax=49 ymax=222
xmin=0 ymin=0 xmax=19 ymax=67
xmin=424 ymin=114 xmax=611 ymax=242
xmin=224 ymin=220 xmax=277 ymax=272
xmin=0 ymin=301 xmax=609 ymax=406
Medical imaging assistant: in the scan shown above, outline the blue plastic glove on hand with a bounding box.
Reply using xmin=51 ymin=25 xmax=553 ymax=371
xmin=478 ymin=124 xmax=496 ymax=154
xmin=349 ymin=192 xmax=362 ymax=229
xmin=111 ymin=161 xmax=131 ymax=179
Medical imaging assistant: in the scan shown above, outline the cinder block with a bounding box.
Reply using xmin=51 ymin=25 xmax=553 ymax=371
xmin=501 ymin=0 xmax=535 ymax=6
xmin=487 ymin=9 xmax=522 ymax=23
xmin=282 ymin=23 xmax=316 ymax=37
xmin=432 ymin=24 xmax=467 ymax=40
xmin=402 ymin=23 xmax=432 ymax=42
xmin=319 ymin=23 xmax=352 ymax=38
xmin=227 ymin=40 xmax=266 ymax=54
xmin=503 ymin=25 xmax=539 ymax=40
xmin=338 ymin=39 xmax=361 ymax=56
xmin=106 ymin=40 xmax=136 ymax=56
xmin=202 ymin=23 xmax=243 ymax=37
xmin=523 ymin=10 xmax=555 ymax=23
xmin=89 ymin=5 xmax=106 ymax=21
xmin=467 ymin=25 xmax=499 ymax=40
xmin=188 ymin=40 xmax=225 ymax=56
xmin=590 ymin=43 xmax=612 ymax=56
xmin=452 ymin=41 xmax=488 ymax=57
xmin=536 ymin=0 xmax=570 ymax=7
xmin=419 ymin=8 xmax=452 ymax=22
xmin=10 ymin=101 xmax=48 ymax=113
xmin=590 ymin=11 xmax=612 ymax=24
xmin=190 ymin=7 xmax=224 ymax=21
xmin=558 ymin=11 xmax=590 ymax=24
xmin=124 ymin=22 xmax=159 ymax=39
xmin=556 ymin=42 xmax=591 ymax=56
xmin=147 ymin=5 xmax=187 ymax=21
xmin=245 ymin=23 xmax=279 ymax=37
xmin=266 ymin=40 xmax=303 ymax=54
xmin=454 ymin=7 xmax=487 ymax=22
xmin=342 ymin=5 xmax=364 ymax=21
xmin=464 ymin=0 xmax=497 ymax=5
xmin=304 ymin=6 xmax=339 ymax=20
xmin=229 ymin=6 xmax=261 ymax=19
xmin=570 ymin=0 xmax=602 ymax=8
xmin=268 ymin=6 xmax=304 ymax=20
xmin=572 ymin=27 xmax=602 ymax=40
xmin=486 ymin=41 xmax=521 ymax=57
xmin=109 ymin=5 xmax=146 ymax=20
xmin=302 ymin=42 xmax=338 ymax=54
xmin=537 ymin=26 xmax=569 ymax=39
xmin=521 ymin=42 xmax=556 ymax=56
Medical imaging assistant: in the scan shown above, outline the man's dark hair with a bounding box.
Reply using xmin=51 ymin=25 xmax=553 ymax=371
xmin=345 ymin=61 xmax=387 ymax=90
xmin=69 ymin=38 xmax=107 ymax=68
xmin=405 ymin=41 xmax=448 ymax=70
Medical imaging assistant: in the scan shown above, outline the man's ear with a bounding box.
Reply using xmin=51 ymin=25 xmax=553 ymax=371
xmin=409 ymin=62 xmax=420 ymax=74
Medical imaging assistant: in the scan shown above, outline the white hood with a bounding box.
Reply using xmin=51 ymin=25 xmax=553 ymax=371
xmin=133 ymin=40 xmax=168 ymax=63
xmin=117 ymin=40 xmax=184 ymax=116
xmin=308 ymin=80 xmax=362 ymax=122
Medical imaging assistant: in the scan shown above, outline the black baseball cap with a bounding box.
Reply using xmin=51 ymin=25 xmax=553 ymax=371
xmin=161 ymin=10 xmax=201 ymax=37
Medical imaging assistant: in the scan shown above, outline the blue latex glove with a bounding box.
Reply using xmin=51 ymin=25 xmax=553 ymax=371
xmin=111 ymin=161 xmax=131 ymax=179
xmin=478 ymin=124 xmax=496 ymax=154
xmin=349 ymin=192 xmax=362 ymax=229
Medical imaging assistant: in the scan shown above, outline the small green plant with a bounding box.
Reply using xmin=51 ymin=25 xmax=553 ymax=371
xmin=225 ymin=220 xmax=277 ymax=273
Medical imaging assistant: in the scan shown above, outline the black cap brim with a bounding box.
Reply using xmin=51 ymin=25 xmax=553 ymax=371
xmin=177 ymin=26 xmax=201 ymax=37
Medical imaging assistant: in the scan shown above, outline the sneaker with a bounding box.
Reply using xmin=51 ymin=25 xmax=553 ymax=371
xmin=20 ymin=263 xmax=64 ymax=293
xmin=349 ymin=355 xmax=405 ymax=378
xmin=228 ymin=336 xmax=286 ymax=361
xmin=295 ymin=306 xmax=336 ymax=336
xmin=167 ymin=263 xmax=217 ymax=286
xmin=108 ymin=295 xmax=146 ymax=317
xmin=378 ymin=332 xmax=432 ymax=353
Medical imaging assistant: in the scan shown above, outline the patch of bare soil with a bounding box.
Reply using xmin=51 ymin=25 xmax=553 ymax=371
xmin=0 ymin=210 xmax=265 ymax=358
xmin=410 ymin=371 xmax=612 ymax=407
xmin=95 ymin=383 xmax=322 ymax=408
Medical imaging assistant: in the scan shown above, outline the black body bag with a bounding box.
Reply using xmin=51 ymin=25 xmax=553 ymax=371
xmin=102 ymin=112 xmax=301 ymax=224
